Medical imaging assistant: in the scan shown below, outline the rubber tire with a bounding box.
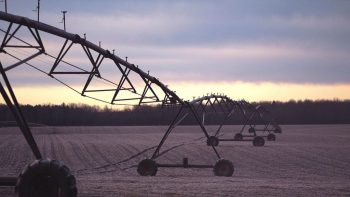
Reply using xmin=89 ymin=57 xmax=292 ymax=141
xmin=207 ymin=136 xmax=219 ymax=146
xmin=137 ymin=159 xmax=157 ymax=176
xmin=253 ymin=136 xmax=265 ymax=147
xmin=16 ymin=159 xmax=77 ymax=197
xmin=267 ymin=133 xmax=276 ymax=141
xmin=274 ymin=126 xmax=282 ymax=133
xmin=213 ymin=159 xmax=234 ymax=177
xmin=234 ymin=133 xmax=243 ymax=141
xmin=248 ymin=127 xmax=255 ymax=133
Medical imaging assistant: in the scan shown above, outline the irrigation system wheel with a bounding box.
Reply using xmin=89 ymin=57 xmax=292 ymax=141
xmin=213 ymin=159 xmax=234 ymax=177
xmin=137 ymin=159 xmax=158 ymax=176
xmin=253 ymin=136 xmax=265 ymax=147
xmin=16 ymin=159 xmax=77 ymax=197
xmin=274 ymin=126 xmax=282 ymax=133
xmin=207 ymin=136 xmax=219 ymax=146
xmin=234 ymin=133 xmax=243 ymax=141
xmin=248 ymin=127 xmax=255 ymax=133
xmin=267 ymin=133 xmax=276 ymax=141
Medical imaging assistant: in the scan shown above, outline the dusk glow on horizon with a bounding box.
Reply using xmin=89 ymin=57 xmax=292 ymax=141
xmin=1 ymin=0 xmax=350 ymax=107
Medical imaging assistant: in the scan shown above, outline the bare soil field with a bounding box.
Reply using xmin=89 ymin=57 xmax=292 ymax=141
xmin=0 ymin=125 xmax=350 ymax=196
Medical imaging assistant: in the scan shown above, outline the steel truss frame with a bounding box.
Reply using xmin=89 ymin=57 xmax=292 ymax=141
xmin=0 ymin=12 xmax=181 ymax=106
xmin=0 ymin=11 xmax=235 ymax=182
xmin=0 ymin=10 xmax=181 ymax=163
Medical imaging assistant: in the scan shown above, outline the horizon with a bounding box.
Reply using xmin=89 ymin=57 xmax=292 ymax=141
xmin=1 ymin=97 xmax=349 ymax=111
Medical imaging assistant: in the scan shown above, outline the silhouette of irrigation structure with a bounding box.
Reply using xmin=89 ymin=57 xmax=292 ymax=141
xmin=185 ymin=94 xmax=282 ymax=147
xmin=0 ymin=10 xmax=281 ymax=197
xmin=232 ymin=100 xmax=282 ymax=142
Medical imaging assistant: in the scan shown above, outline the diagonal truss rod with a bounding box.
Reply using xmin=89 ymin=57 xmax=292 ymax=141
xmin=4 ymin=50 xmax=42 ymax=71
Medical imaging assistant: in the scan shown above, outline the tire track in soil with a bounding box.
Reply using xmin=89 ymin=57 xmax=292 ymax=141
xmin=8 ymin=137 xmax=22 ymax=169
xmin=91 ymin=143 xmax=113 ymax=163
xmin=0 ymin=134 xmax=13 ymax=149
xmin=76 ymin=133 xmax=218 ymax=175
xmin=76 ymin=136 xmax=211 ymax=175
xmin=85 ymin=144 xmax=128 ymax=173
xmin=7 ymin=138 xmax=34 ymax=175
xmin=297 ymin=147 xmax=350 ymax=169
xmin=231 ymin=147 xmax=276 ymax=174
xmin=283 ymin=147 xmax=350 ymax=177
xmin=234 ymin=146 xmax=285 ymax=172
xmin=125 ymin=143 xmax=153 ymax=162
xmin=48 ymin=134 xmax=58 ymax=160
xmin=0 ymin=135 xmax=17 ymax=169
xmin=54 ymin=135 xmax=74 ymax=166
xmin=75 ymin=145 xmax=158 ymax=175
xmin=154 ymin=136 xmax=205 ymax=160
xmin=187 ymin=145 xmax=216 ymax=164
xmin=77 ymin=143 xmax=145 ymax=175
xmin=119 ymin=144 xmax=139 ymax=162
xmin=8 ymin=137 xmax=26 ymax=170
xmin=81 ymin=142 xmax=108 ymax=168
xmin=113 ymin=144 xmax=145 ymax=170
xmin=156 ymin=145 xmax=183 ymax=165
xmin=40 ymin=134 xmax=48 ymax=159
xmin=67 ymin=139 xmax=94 ymax=169
xmin=256 ymin=146 xmax=342 ymax=178
xmin=87 ymin=143 xmax=116 ymax=171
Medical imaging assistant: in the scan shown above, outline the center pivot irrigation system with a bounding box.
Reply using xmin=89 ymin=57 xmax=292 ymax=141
xmin=0 ymin=11 xmax=281 ymax=197
xmin=0 ymin=11 xmax=233 ymax=196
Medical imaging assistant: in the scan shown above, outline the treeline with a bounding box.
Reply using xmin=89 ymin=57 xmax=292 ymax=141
xmin=263 ymin=100 xmax=350 ymax=124
xmin=0 ymin=100 xmax=350 ymax=126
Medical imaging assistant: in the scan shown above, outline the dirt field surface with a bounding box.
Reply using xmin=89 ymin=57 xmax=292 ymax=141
xmin=0 ymin=125 xmax=350 ymax=196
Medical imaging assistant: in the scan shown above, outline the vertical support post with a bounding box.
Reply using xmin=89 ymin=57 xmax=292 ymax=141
xmin=0 ymin=62 xmax=42 ymax=159
xmin=32 ymin=0 xmax=40 ymax=21
xmin=183 ymin=158 xmax=188 ymax=168
xmin=61 ymin=11 xmax=67 ymax=31
xmin=37 ymin=0 xmax=40 ymax=21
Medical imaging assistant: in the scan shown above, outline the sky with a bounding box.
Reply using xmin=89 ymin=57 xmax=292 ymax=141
xmin=0 ymin=0 xmax=350 ymax=107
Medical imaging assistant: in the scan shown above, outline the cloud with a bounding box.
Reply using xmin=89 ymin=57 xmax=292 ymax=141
xmin=1 ymin=0 xmax=350 ymax=87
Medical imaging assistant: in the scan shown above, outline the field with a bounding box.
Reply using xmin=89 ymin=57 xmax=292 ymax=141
xmin=0 ymin=125 xmax=350 ymax=196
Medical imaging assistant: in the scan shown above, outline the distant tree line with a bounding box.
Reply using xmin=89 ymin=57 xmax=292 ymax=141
xmin=263 ymin=100 xmax=350 ymax=124
xmin=0 ymin=100 xmax=349 ymax=126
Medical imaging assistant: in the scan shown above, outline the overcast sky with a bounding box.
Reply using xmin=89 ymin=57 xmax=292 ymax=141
xmin=1 ymin=0 xmax=350 ymax=104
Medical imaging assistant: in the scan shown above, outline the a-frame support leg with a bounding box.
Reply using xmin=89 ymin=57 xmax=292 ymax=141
xmin=0 ymin=62 xmax=42 ymax=159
